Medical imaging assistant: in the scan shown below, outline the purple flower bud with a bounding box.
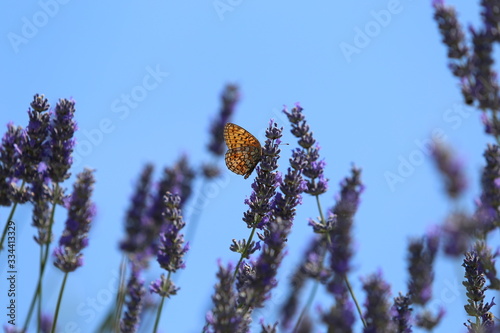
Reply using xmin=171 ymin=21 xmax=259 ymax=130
xmin=30 ymin=93 xmax=50 ymax=112
xmin=149 ymin=273 xmax=179 ymax=297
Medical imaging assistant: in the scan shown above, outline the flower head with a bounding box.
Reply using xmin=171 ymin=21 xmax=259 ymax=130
xmin=120 ymin=164 xmax=154 ymax=258
xmin=0 ymin=123 xmax=24 ymax=206
xmin=284 ymin=104 xmax=328 ymax=196
xmin=433 ymin=1 xmax=472 ymax=105
xmin=120 ymin=264 xmax=145 ymax=333
xmin=433 ymin=2 xmax=469 ymax=60
xmin=475 ymin=144 xmax=500 ymax=234
xmin=392 ymin=293 xmax=413 ymax=333
xmin=154 ymin=192 xmax=188 ymax=273
xmin=19 ymin=94 xmax=51 ymax=183
xmin=204 ymin=263 xmax=248 ymax=333
xmin=30 ymin=93 xmax=50 ymax=112
xmin=53 ymin=168 xmax=96 ymax=272
xmin=149 ymin=273 xmax=179 ymax=298
xmin=431 ymin=142 xmax=467 ymax=199
xmin=462 ymin=250 xmax=496 ymax=332
xmin=407 ymin=231 xmax=439 ymax=306
xmin=328 ymin=166 xmax=364 ymax=276
xmin=158 ymin=154 xmax=195 ymax=206
xmin=321 ymin=291 xmax=355 ymax=332
xmin=469 ymin=27 xmax=500 ymax=112
xmin=362 ymin=271 xmax=395 ymax=333
xmin=241 ymin=120 xmax=282 ymax=230
xmin=47 ymin=98 xmax=76 ymax=183
xmin=441 ymin=212 xmax=475 ymax=256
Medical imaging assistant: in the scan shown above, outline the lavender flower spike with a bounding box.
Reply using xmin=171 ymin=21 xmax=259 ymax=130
xmin=241 ymin=120 xmax=282 ymax=230
xmin=53 ymin=168 xmax=96 ymax=272
xmin=433 ymin=0 xmax=471 ymax=105
xmin=0 ymin=123 xmax=24 ymax=206
xmin=237 ymin=131 xmax=306 ymax=311
xmin=149 ymin=192 xmax=188 ymax=300
xmin=154 ymin=191 xmax=188 ymax=274
xmin=120 ymin=264 xmax=145 ymax=333
xmin=19 ymin=94 xmax=51 ymax=183
xmin=328 ymin=166 xmax=364 ymax=276
xmin=392 ymin=293 xmax=412 ymax=333
xmin=284 ymin=104 xmax=328 ymax=196
xmin=120 ymin=164 xmax=154 ymax=258
xmin=462 ymin=250 xmax=496 ymax=332
xmin=407 ymin=231 xmax=439 ymax=306
xmin=431 ymin=142 xmax=467 ymax=199
xmin=204 ymin=263 xmax=247 ymax=333
xmin=475 ymin=144 xmax=500 ymax=234
xmin=47 ymin=98 xmax=77 ymax=183
xmin=362 ymin=271 xmax=395 ymax=333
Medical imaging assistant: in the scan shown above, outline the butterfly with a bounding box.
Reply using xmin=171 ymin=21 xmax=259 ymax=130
xmin=223 ymin=123 xmax=262 ymax=179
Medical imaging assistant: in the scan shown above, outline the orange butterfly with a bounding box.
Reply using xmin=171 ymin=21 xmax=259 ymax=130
xmin=223 ymin=123 xmax=262 ymax=179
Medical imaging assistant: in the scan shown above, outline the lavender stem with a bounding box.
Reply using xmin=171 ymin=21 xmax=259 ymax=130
xmin=50 ymin=272 xmax=69 ymax=333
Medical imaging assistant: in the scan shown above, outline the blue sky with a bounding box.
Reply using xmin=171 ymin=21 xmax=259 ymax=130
xmin=1 ymin=0 xmax=497 ymax=332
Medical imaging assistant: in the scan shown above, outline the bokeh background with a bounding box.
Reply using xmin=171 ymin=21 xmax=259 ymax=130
xmin=1 ymin=1 xmax=497 ymax=332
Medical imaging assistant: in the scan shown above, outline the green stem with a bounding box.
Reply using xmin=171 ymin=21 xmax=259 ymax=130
xmin=232 ymin=226 xmax=257 ymax=281
xmin=293 ymin=280 xmax=320 ymax=332
xmin=51 ymin=272 xmax=69 ymax=333
xmin=0 ymin=180 xmax=25 ymax=252
xmin=23 ymin=183 xmax=58 ymax=332
xmin=152 ymin=297 xmax=165 ymax=333
xmin=315 ymin=195 xmax=325 ymax=224
xmin=344 ymin=275 xmax=366 ymax=328
xmin=37 ymin=245 xmax=43 ymax=332
xmin=113 ymin=256 xmax=128 ymax=332
xmin=152 ymin=272 xmax=170 ymax=333
xmin=315 ymin=195 xmax=331 ymax=243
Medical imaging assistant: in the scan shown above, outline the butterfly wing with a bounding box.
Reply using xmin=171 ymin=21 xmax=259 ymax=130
xmin=224 ymin=123 xmax=261 ymax=150
xmin=225 ymin=146 xmax=262 ymax=179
